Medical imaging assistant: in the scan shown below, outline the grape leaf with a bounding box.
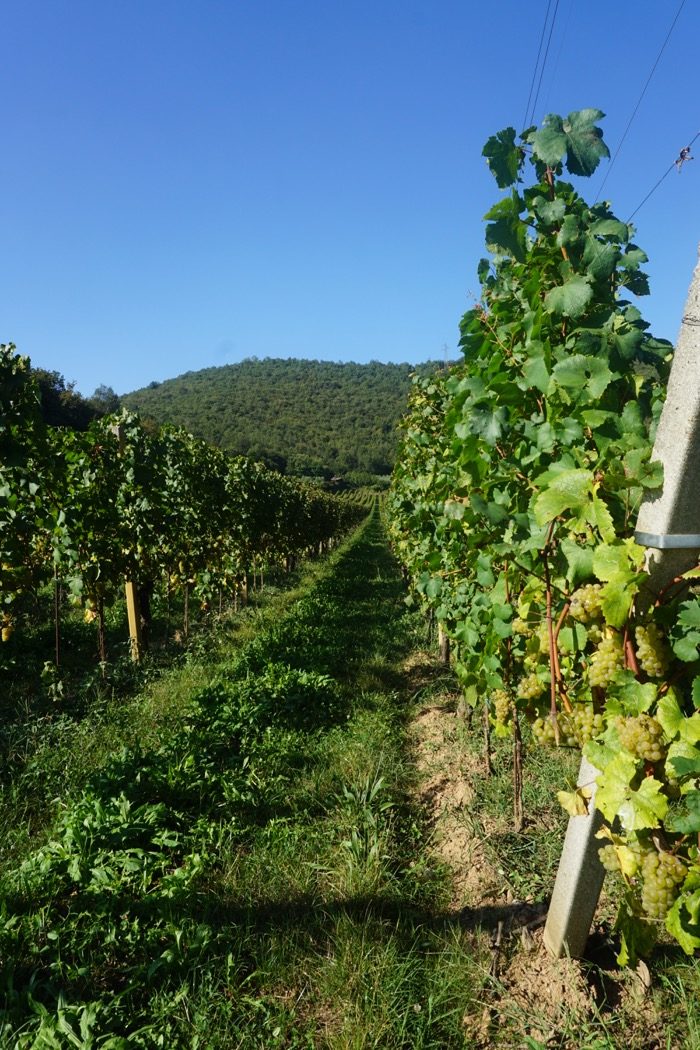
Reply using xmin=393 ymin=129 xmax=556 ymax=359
xmin=589 ymin=218 xmax=629 ymax=241
xmin=600 ymin=571 xmax=641 ymax=628
xmin=673 ymin=631 xmax=700 ymax=664
xmin=617 ymin=776 xmax=668 ymax=831
xmin=670 ymin=753 xmax=700 ymax=778
xmin=531 ymin=110 xmax=610 ymax=177
xmin=561 ymin=108 xmax=610 ymax=177
xmin=545 ymin=277 xmax=593 ymax=319
xmin=558 ymin=785 xmax=592 ymax=816
xmin=657 ymin=692 xmax=685 ymax=739
xmin=535 ymin=197 xmax=566 ymax=224
xmin=666 ymin=891 xmax=700 ymax=955
xmin=560 ymin=538 xmax=594 ymax=585
xmin=482 ymin=127 xmax=521 ymax=188
xmin=613 ymin=673 xmax=656 ymax=715
xmin=597 ymin=752 xmax=668 ymax=829
xmin=551 ymin=354 xmax=612 ymax=399
xmin=693 ymin=676 xmax=700 ymax=710
xmin=615 ymin=907 xmax=656 ymax=967
xmin=595 ymin=751 xmax=638 ymax=822
xmin=530 ymin=113 xmax=568 ymax=166
xmin=534 ymin=469 xmax=593 ymax=524
xmin=665 ymin=791 xmax=700 ymax=834
xmin=521 ymin=355 xmax=550 ymax=393
xmin=557 ymin=214 xmax=580 ymax=246
xmin=679 ymin=600 xmax=700 ymax=628
xmin=425 ymin=577 xmax=443 ymax=600
xmin=584 ymin=239 xmax=620 ymax=282
xmin=586 ymin=495 xmax=616 ymax=543
xmin=592 ymin=541 xmax=641 ymax=581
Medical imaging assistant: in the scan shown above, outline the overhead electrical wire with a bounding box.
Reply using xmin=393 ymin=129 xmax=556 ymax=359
xmin=540 ymin=0 xmax=574 ymax=117
xmin=519 ymin=2 xmax=695 ymax=228
xmin=527 ymin=0 xmax=561 ymax=129
xmin=626 ymin=131 xmax=699 ymax=222
xmin=596 ymin=0 xmax=687 ymax=200
xmin=522 ymin=0 xmax=554 ymax=132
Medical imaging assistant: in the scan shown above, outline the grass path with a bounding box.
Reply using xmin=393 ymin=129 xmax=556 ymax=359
xmin=2 ymin=509 xmax=699 ymax=1047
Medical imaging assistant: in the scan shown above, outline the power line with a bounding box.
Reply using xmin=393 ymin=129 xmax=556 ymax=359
xmin=541 ymin=0 xmax=574 ymax=116
xmin=522 ymin=0 xmax=553 ymax=131
xmin=626 ymin=132 xmax=699 ymax=222
xmin=527 ymin=0 xmax=561 ymax=128
xmin=596 ymin=0 xmax=687 ymax=200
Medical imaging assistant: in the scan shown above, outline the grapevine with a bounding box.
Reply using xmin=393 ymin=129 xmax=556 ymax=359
xmin=388 ymin=110 xmax=700 ymax=962
xmin=0 ymin=344 xmax=366 ymax=664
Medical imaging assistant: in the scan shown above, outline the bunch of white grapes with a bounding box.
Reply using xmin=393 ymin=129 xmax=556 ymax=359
xmin=511 ymin=617 xmax=532 ymax=637
xmin=491 ymin=688 xmax=512 ymax=727
xmin=568 ymin=584 xmax=604 ymax=624
xmin=569 ymin=703 xmax=604 ymax=746
xmin=599 ymin=844 xmax=622 ymax=873
xmin=517 ymin=673 xmax=546 ymax=700
xmin=536 ymin=624 xmax=550 ymax=655
xmin=635 ymin=623 xmax=670 ymax=679
xmin=523 ymin=651 xmax=543 ymax=672
xmin=588 ymin=635 xmax=624 ymax=688
xmin=532 ymin=712 xmax=578 ymax=747
xmin=615 ymin=713 xmax=666 ymax=762
xmin=586 ymin=623 xmax=604 ymax=646
xmin=641 ymin=850 xmax=687 ymax=919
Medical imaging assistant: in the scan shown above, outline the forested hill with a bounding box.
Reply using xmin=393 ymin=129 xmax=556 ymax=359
xmin=124 ymin=358 xmax=443 ymax=477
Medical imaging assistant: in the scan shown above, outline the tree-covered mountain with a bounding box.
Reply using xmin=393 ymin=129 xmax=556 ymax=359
xmin=124 ymin=358 xmax=444 ymax=477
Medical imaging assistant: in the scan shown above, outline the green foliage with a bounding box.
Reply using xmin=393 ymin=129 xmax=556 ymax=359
xmin=1 ymin=347 xmax=368 ymax=664
xmin=123 ymin=357 xmax=446 ymax=477
xmin=389 ymin=110 xmax=700 ymax=961
xmin=31 ymin=366 xmax=103 ymax=430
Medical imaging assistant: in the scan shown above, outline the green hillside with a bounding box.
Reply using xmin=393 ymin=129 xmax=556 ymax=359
xmin=124 ymin=357 xmax=443 ymax=477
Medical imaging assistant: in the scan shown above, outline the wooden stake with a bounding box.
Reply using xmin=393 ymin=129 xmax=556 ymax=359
xmin=483 ymin=701 xmax=493 ymax=777
xmin=125 ymin=580 xmax=143 ymax=662
xmin=438 ymin=623 xmax=450 ymax=665
xmin=53 ymin=565 xmax=61 ymax=667
xmin=513 ymin=709 xmax=524 ymax=832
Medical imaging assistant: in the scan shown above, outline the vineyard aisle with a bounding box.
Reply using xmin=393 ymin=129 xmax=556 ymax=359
xmin=1 ymin=507 xmax=697 ymax=1047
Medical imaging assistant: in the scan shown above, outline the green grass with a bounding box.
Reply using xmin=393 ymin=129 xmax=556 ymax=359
xmin=1 ymin=508 xmax=699 ymax=1048
xmin=0 ymin=551 xmax=341 ymax=876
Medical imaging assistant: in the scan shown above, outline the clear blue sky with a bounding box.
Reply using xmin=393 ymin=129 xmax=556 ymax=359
xmin=4 ymin=1 xmax=699 ymax=397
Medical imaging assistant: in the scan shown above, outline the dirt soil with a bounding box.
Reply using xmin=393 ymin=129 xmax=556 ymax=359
xmin=405 ymin=651 xmax=682 ymax=1050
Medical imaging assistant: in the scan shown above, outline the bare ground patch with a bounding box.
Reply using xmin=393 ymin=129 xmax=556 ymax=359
xmin=406 ymin=652 xmax=682 ymax=1049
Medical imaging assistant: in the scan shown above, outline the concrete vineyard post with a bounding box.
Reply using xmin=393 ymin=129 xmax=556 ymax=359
xmin=543 ymin=756 xmax=605 ymax=957
xmin=543 ymin=243 xmax=700 ymax=959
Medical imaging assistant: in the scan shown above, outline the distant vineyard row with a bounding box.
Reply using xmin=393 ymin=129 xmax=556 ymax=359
xmin=1 ymin=345 xmax=367 ymax=656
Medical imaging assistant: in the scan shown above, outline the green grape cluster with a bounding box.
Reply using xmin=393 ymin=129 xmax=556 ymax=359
xmin=532 ymin=716 xmax=556 ymax=745
xmin=635 ymin=623 xmax=670 ymax=679
xmin=532 ymin=712 xmax=577 ymax=747
xmin=599 ymin=844 xmax=621 ymax=873
xmin=587 ymin=623 xmax=603 ymax=646
xmin=536 ymin=624 xmax=550 ymax=655
xmin=616 ymin=713 xmax=666 ymax=762
xmin=570 ymin=703 xmax=604 ymax=746
xmin=641 ymin=850 xmax=687 ymax=919
xmin=491 ymin=688 xmax=512 ymax=725
xmin=569 ymin=584 xmax=603 ymax=624
xmin=588 ymin=635 xmax=624 ymax=688
xmin=511 ymin=617 xmax=532 ymax=637
xmin=518 ymin=673 xmax=546 ymax=700
xmin=523 ymin=652 xmax=541 ymax=671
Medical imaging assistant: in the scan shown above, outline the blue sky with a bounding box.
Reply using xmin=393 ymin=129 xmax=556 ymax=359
xmin=4 ymin=1 xmax=699 ymax=396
